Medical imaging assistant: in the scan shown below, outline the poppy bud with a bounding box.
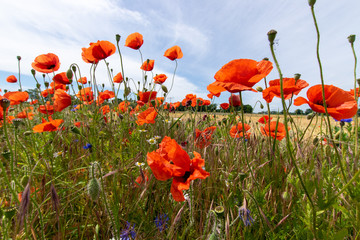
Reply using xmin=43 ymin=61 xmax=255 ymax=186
xmin=308 ymin=0 xmax=316 ymax=6
xmin=150 ymin=100 xmax=156 ymax=107
xmin=102 ymin=84 xmax=105 ymax=88
xmin=116 ymin=34 xmax=121 ymax=43
xmin=66 ymin=69 xmax=73 ymax=80
xmin=72 ymin=66 xmax=77 ymax=72
xmin=307 ymin=113 xmax=314 ymax=120
xmin=267 ymin=29 xmax=277 ymax=45
xmin=31 ymin=69 xmax=36 ymax=76
xmin=348 ymin=35 xmax=356 ymax=44
xmin=87 ymin=178 xmax=101 ymax=201
xmin=23 ymin=131 xmax=32 ymax=136
xmin=313 ymin=136 xmax=319 ymax=146
xmin=294 ymin=73 xmax=301 ymax=80
xmin=124 ymin=87 xmax=131 ymax=97
xmin=161 ymin=85 xmax=168 ymax=93
xmin=263 ymin=57 xmax=269 ymax=61
xmin=44 ymin=82 xmax=49 ymax=88
xmin=36 ymin=83 xmax=41 ymax=89
xmin=4 ymin=89 xmax=8 ymax=93
xmin=357 ymin=78 xmax=360 ymax=86
xmin=2 ymin=150 xmax=11 ymax=160
xmin=256 ymin=86 xmax=263 ymax=92
xmin=70 ymin=126 xmax=81 ymax=135
xmin=42 ymin=74 xmax=46 ymax=79
xmin=260 ymin=103 xmax=264 ymax=109
xmin=17 ymin=56 xmax=21 ymax=61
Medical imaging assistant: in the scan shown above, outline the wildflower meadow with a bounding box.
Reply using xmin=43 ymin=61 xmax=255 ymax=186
xmin=1 ymin=1 xmax=360 ymax=239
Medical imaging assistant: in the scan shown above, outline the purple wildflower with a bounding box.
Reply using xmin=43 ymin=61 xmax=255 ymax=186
xmin=155 ymin=213 xmax=169 ymax=232
xmin=119 ymin=222 xmax=136 ymax=240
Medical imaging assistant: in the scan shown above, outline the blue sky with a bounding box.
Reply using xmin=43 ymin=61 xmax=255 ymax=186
xmin=1 ymin=0 xmax=359 ymax=112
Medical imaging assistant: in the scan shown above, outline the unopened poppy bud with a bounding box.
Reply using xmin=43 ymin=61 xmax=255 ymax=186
xmin=66 ymin=69 xmax=73 ymax=80
xmin=260 ymin=103 xmax=264 ymax=109
xmin=214 ymin=206 xmax=225 ymax=218
xmin=161 ymin=85 xmax=168 ymax=93
xmin=267 ymin=29 xmax=277 ymax=45
xmin=348 ymin=35 xmax=356 ymax=44
xmin=294 ymin=73 xmax=301 ymax=80
xmin=313 ymin=136 xmax=319 ymax=145
xmin=307 ymin=113 xmax=314 ymax=120
xmin=102 ymin=84 xmax=105 ymax=88
xmin=150 ymin=100 xmax=156 ymax=107
xmin=0 ymin=98 xmax=10 ymax=110
xmin=357 ymin=78 xmax=360 ymax=85
xmin=78 ymin=86 xmax=82 ymax=91
xmin=124 ymin=87 xmax=131 ymax=97
xmin=70 ymin=126 xmax=81 ymax=134
xmin=31 ymin=69 xmax=36 ymax=76
xmin=72 ymin=66 xmax=76 ymax=72
xmin=13 ymin=118 xmax=23 ymax=128
xmin=116 ymin=34 xmax=121 ymax=43
xmin=256 ymin=86 xmax=263 ymax=92
xmin=263 ymin=57 xmax=269 ymax=61
xmin=4 ymin=89 xmax=8 ymax=93
xmin=23 ymin=131 xmax=32 ymax=136
xmin=36 ymin=83 xmax=41 ymax=89
xmin=17 ymin=56 xmax=21 ymax=61
xmin=44 ymin=82 xmax=49 ymax=88
xmin=87 ymin=178 xmax=101 ymax=201
xmin=308 ymin=0 xmax=316 ymax=6
xmin=2 ymin=150 xmax=11 ymax=160
xmin=42 ymin=74 xmax=46 ymax=79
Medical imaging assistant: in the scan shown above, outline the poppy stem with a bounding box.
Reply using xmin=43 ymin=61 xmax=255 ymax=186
xmin=269 ymin=30 xmax=318 ymax=239
xmin=310 ymin=5 xmax=347 ymax=184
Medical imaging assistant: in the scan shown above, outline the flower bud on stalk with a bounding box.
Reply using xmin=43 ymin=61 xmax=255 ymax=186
xmin=267 ymin=29 xmax=277 ymax=45
xmin=308 ymin=0 xmax=316 ymax=6
xmin=0 ymin=98 xmax=10 ymax=110
xmin=348 ymin=34 xmax=356 ymax=44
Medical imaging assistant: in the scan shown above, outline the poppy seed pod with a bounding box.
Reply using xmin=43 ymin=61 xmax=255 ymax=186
xmin=13 ymin=118 xmax=23 ymax=128
xmin=0 ymin=98 xmax=10 ymax=110
xmin=348 ymin=35 xmax=356 ymax=44
xmin=308 ymin=0 xmax=316 ymax=6
xmin=267 ymin=29 xmax=277 ymax=45
xmin=17 ymin=56 xmax=21 ymax=61
xmin=214 ymin=206 xmax=225 ymax=218
xmin=31 ymin=69 xmax=36 ymax=76
xmin=116 ymin=34 xmax=121 ymax=43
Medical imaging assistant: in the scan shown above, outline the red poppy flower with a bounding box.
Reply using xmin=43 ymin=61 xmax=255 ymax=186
xmin=220 ymin=103 xmax=230 ymax=110
xmin=147 ymin=136 xmax=210 ymax=201
xmin=4 ymin=91 xmax=29 ymax=105
xmin=99 ymin=105 xmax=110 ymax=115
xmin=153 ymin=74 xmax=167 ymax=84
xmin=140 ymin=59 xmax=155 ymax=71
xmin=207 ymin=59 xmax=273 ymax=94
xmin=76 ymin=87 xmax=94 ymax=103
xmin=203 ymin=100 xmax=211 ymax=106
xmin=181 ymin=94 xmax=197 ymax=107
xmin=136 ymin=107 xmax=158 ymax=125
xmin=138 ymin=91 xmax=157 ymax=105
xmin=30 ymin=100 xmax=38 ymax=105
xmin=118 ymin=101 xmax=131 ymax=113
xmin=31 ymin=53 xmax=60 ymax=73
xmin=125 ymin=32 xmax=144 ymax=50
xmin=134 ymin=170 xmax=149 ymax=187
xmin=195 ymin=126 xmax=216 ymax=149
xmin=39 ymin=102 xmax=55 ymax=115
xmin=258 ymin=115 xmax=272 ymax=124
xmin=98 ymin=90 xmax=115 ymax=104
xmin=54 ymin=89 xmax=71 ymax=112
xmin=294 ymin=84 xmax=358 ymax=121
xmin=113 ymin=72 xmax=123 ymax=83
xmin=17 ymin=107 xmax=35 ymax=120
xmin=164 ymin=46 xmax=183 ymax=61
xmin=229 ymin=94 xmax=241 ymax=107
xmin=50 ymin=81 xmax=67 ymax=91
xmin=6 ymin=75 xmax=17 ymax=83
xmin=229 ymin=123 xmax=251 ymax=139
xmin=77 ymin=77 xmax=88 ymax=84
xmin=53 ymin=72 xmax=71 ymax=85
xmin=33 ymin=117 xmax=64 ymax=133
xmin=82 ymin=40 xmax=116 ymax=63
xmin=260 ymin=121 xmax=289 ymax=141
xmin=41 ymin=89 xmax=53 ymax=98
xmin=348 ymin=88 xmax=360 ymax=98
xmin=262 ymin=78 xmax=309 ymax=103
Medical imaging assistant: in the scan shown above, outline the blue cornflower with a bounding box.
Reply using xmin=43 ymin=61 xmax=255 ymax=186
xmin=71 ymin=105 xmax=78 ymax=112
xmin=119 ymin=222 xmax=136 ymax=240
xmin=334 ymin=118 xmax=353 ymax=123
xmin=239 ymin=205 xmax=254 ymax=226
xmin=83 ymin=143 xmax=92 ymax=150
xmin=154 ymin=213 xmax=169 ymax=232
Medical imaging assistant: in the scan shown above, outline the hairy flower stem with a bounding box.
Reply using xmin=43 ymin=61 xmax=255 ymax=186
xmin=269 ymin=40 xmax=317 ymax=238
xmin=350 ymin=41 xmax=359 ymax=172
xmin=239 ymin=92 xmax=259 ymax=187
xmin=310 ymin=5 xmax=347 ymax=183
